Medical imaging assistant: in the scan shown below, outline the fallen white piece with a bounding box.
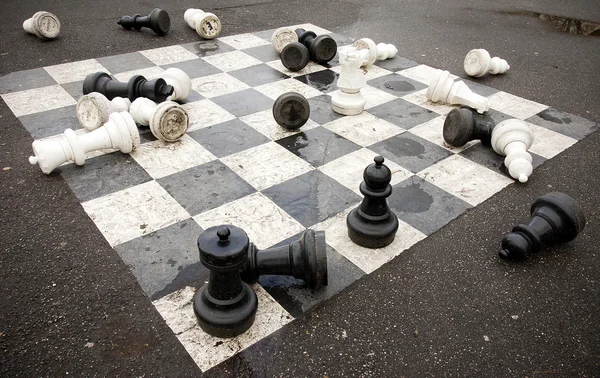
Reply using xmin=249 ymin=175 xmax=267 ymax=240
xmin=129 ymin=98 xmax=189 ymax=142
xmin=352 ymin=38 xmax=397 ymax=67
xmin=464 ymin=49 xmax=510 ymax=77
xmin=271 ymin=27 xmax=298 ymax=53
xmin=76 ymin=93 xmax=131 ymax=131
xmin=23 ymin=11 xmax=61 ymax=39
xmin=162 ymin=67 xmax=191 ymax=101
xmin=184 ymin=8 xmax=221 ymax=39
xmin=331 ymin=46 xmax=370 ymax=115
xmin=491 ymin=119 xmax=534 ymax=183
xmin=29 ymin=112 xmax=139 ymax=175
xmin=427 ymin=70 xmax=489 ymax=114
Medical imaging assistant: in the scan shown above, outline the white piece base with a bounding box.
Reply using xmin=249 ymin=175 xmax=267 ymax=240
xmin=184 ymin=9 xmax=221 ymax=39
xmin=130 ymin=98 xmax=189 ymax=142
xmin=464 ymin=49 xmax=510 ymax=77
xmin=427 ymin=70 xmax=489 ymax=114
xmin=271 ymin=27 xmax=298 ymax=53
xmin=491 ymin=119 xmax=534 ymax=183
xmin=76 ymin=93 xmax=131 ymax=131
xmin=162 ymin=68 xmax=191 ymax=102
xmin=331 ymin=91 xmax=366 ymax=115
xmin=23 ymin=11 xmax=61 ymax=39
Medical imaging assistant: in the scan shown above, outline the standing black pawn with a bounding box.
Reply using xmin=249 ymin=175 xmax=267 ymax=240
xmin=347 ymin=156 xmax=399 ymax=248
xmin=117 ymin=8 xmax=171 ymax=36
xmin=280 ymin=42 xmax=310 ymax=72
xmin=443 ymin=107 xmax=496 ymax=147
xmin=194 ymin=226 xmax=258 ymax=338
xmin=295 ymin=28 xmax=338 ymax=64
xmin=83 ymin=72 xmax=174 ymax=103
xmin=499 ymin=192 xmax=586 ymax=260
xmin=241 ymin=229 xmax=328 ymax=290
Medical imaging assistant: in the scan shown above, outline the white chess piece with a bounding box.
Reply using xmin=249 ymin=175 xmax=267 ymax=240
xmin=427 ymin=70 xmax=490 ymax=114
xmin=129 ymin=98 xmax=189 ymax=142
xmin=162 ymin=68 xmax=191 ymax=101
xmin=491 ymin=119 xmax=535 ymax=183
xmin=29 ymin=112 xmax=140 ymax=175
xmin=464 ymin=49 xmax=510 ymax=77
xmin=23 ymin=11 xmax=61 ymax=40
xmin=76 ymin=93 xmax=131 ymax=131
xmin=352 ymin=38 xmax=397 ymax=67
xmin=184 ymin=9 xmax=222 ymax=39
xmin=271 ymin=27 xmax=299 ymax=53
xmin=331 ymin=47 xmax=370 ymax=115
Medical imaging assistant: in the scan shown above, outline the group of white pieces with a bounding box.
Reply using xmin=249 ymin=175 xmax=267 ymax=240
xmin=29 ymin=68 xmax=193 ymax=175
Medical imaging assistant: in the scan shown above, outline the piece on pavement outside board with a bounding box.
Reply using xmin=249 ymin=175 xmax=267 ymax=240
xmin=353 ymin=38 xmax=398 ymax=67
xmin=271 ymin=27 xmax=299 ymax=53
xmin=273 ymin=92 xmax=310 ymax=130
xmin=29 ymin=112 xmax=140 ymax=175
xmin=194 ymin=226 xmax=258 ymax=338
xmin=83 ymin=72 xmax=174 ymax=103
xmin=117 ymin=8 xmax=170 ymax=36
xmin=77 ymin=93 xmax=131 ymax=131
xmin=499 ymin=192 xmax=586 ymax=260
xmin=331 ymin=46 xmax=369 ymax=115
xmin=240 ymin=229 xmax=328 ymax=290
xmin=426 ymin=70 xmax=489 ymax=114
xmin=23 ymin=11 xmax=61 ymax=40
xmin=347 ymin=156 xmax=399 ymax=248
xmin=295 ymin=28 xmax=338 ymax=64
xmin=161 ymin=67 xmax=191 ymax=102
xmin=464 ymin=48 xmax=510 ymax=77
xmin=443 ymin=107 xmax=495 ymax=148
xmin=129 ymin=98 xmax=189 ymax=142
xmin=280 ymin=42 xmax=309 ymax=72
xmin=184 ymin=8 xmax=221 ymax=39
xmin=491 ymin=119 xmax=535 ymax=183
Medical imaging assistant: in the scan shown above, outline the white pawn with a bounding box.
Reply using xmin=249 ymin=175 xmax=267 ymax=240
xmin=129 ymin=98 xmax=189 ymax=142
xmin=23 ymin=11 xmax=61 ymax=40
xmin=184 ymin=9 xmax=222 ymax=39
xmin=464 ymin=49 xmax=510 ymax=77
xmin=271 ymin=27 xmax=298 ymax=53
xmin=29 ymin=112 xmax=140 ymax=175
xmin=491 ymin=119 xmax=535 ymax=183
xmin=331 ymin=46 xmax=370 ymax=116
xmin=352 ymin=38 xmax=398 ymax=67
xmin=427 ymin=70 xmax=490 ymax=114
xmin=162 ymin=68 xmax=191 ymax=102
xmin=76 ymin=93 xmax=131 ymax=131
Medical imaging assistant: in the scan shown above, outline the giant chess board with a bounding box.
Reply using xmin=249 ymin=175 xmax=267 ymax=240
xmin=1 ymin=23 xmax=597 ymax=373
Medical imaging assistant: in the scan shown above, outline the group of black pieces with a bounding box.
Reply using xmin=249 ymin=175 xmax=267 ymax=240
xmin=279 ymin=28 xmax=338 ymax=71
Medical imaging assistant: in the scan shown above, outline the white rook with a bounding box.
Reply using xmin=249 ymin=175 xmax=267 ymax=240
xmin=331 ymin=46 xmax=370 ymax=115
xmin=184 ymin=9 xmax=222 ymax=39
xmin=23 ymin=11 xmax=61 ymax=40
xmin=491 ymin=119 xmax=535 ymax=183
xmin=353 ymin=38 xmax=397 ymax=67
xmin=77 ymin=93 xmax=131 ymax=131
xmin=464 ymin=49 xmax=510 ymax=77
xmin=129 ymin=98 xmax=189 ymax=142
xmin=29 ymin=112 xmax=140 ymax=175
xmin=271 ymin=27 xmax=298 ymax=53
xmin=427 ymin=70 xmax=490 ymax=114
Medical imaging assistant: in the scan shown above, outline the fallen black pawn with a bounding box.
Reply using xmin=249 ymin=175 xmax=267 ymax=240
xmin=295 ymin=28 xmax=337 ymax=64
xmin=240 ymin=229 xmax=328 ymax=290
xmin=499 ymin=192 xmax=586 ymax=260
xmin=193 ymin=226 xmax=258 ymax=338
xmin=280 ymin=41 xmax=309 ymax=72
xmin=117 ymin=8 xmax=171 ymax=36
xmin=443 ymin=107 xmax=495 ymax=147
xmin=83 ymin=72 xmax=174 ymax=103
xmin=272 ymin=92 xmax=310 ymax=130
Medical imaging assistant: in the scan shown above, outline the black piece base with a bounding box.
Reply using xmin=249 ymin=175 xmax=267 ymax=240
xmin=193 ymin=282 xmax=258 ymax=338
xmin=443 ymin=107 xmax=494 ymax=147
xmin=309 ymin=34 xmax=337 ymax=64
xmin=280 ymin=42 xmax=309 ymax=72
xmin=273 ymin=92 xmax=310 ymax=130
xmin=82 ymin=72 xmax=111 ymax=96
xmin=301 ymin=229 xmax=328 ymax=289
xmin=347 ymin=208 xmax=399 ymax=249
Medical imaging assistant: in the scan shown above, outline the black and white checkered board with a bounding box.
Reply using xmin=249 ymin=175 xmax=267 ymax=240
xmin=1 ymin=23 xmax=597 ymax=372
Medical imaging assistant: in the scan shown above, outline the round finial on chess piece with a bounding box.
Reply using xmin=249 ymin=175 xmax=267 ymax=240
xmin=273 ymin=92 xmax=310 ymax=130
xmin=217 ymin=227 xmax=231 ymax=242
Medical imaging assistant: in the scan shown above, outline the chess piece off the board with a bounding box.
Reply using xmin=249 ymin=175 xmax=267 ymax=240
xmin=280 ymin=42 xmax=310 ymax=72
xmin=23 ymin=11 xmax=61 ymax=40
xmin=352 ymin=38 xmax=397 ymax=67
xmin=499 ymin=193 xmax=586 ymax=260
xmin=129 ymin=98 xmax=189 ymax=142
xmin=464 ymin=49 xmax=510 ymax=77
xmin=241 ymin=229 xmax=328 ymax=290
xmin=76 ymin=93 xmax=131 ymax=131
xmin=273 ymin=92 xmax=310 ymax=130
xmin=184 ymin=8 xmax=221 ymax=39
xmin=331 ymin=46 xmax=370 ymax=115
xmin=491 ymin=119 xmax=534 ymax=183
xmin=271 ymin=27 xmax=299 ymax=53
xmin=117 ymin=8 xmax=170 ymax=36
xmin=83 ymin=72 xmax=174 ymax=103
xmin=427 ymin=70 xmax=489 ymax=114
xmin=443 ymin=107 xmax=495 ymax=147
xmin=194 ymin=226 xmax=258 ymax=338
xmin=295 ymin=28 xmax=337 ymax=64
xmin=29 ymin=112 xmax=140 ymax=175
xmin=347 ymin=156 xmax=399 ymax=248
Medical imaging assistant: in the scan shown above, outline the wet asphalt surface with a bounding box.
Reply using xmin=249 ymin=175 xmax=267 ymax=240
xmin=1 ymin=0 xmax=598 ymax=377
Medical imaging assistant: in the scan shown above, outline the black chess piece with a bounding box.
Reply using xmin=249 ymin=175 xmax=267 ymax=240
xmin=117 ymin=8 xmax=171 ymax=36
xmin=193 ymin=226 xmax=258 ymax=338
xmin=295 ymin=28 xmax=337 ymax=64
xmin=280 ymin=42 xmax=309 ymax=72
xmin=273 ymin=92 xmax=310 ymax=130
xmin=83 ymin=72 xmax=174 ymax=103
xmin=443 ymin=107 xmax=496 ymax=147
xmin=240 ymin=229 xmax=328 ymax=290
xmin=499 ymin=192 xmax=586 ymax=260
xmin=347 ymin=156 xmax=399 ymax=248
